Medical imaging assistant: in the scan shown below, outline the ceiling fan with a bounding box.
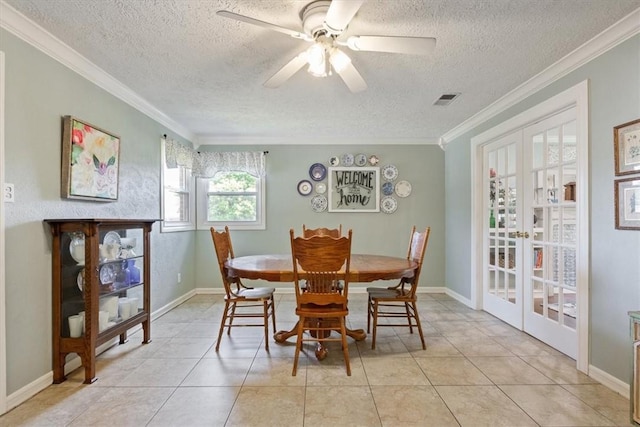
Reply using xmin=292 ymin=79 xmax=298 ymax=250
xmin=217 ymin=0 xmax=436 ymax=93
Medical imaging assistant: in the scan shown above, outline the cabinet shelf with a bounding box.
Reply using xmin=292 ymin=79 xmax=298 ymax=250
xmin=45 ymin=218 xmax=157 ymax=384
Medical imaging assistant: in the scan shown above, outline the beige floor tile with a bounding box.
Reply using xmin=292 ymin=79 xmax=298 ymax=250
xmin=500 ymin=384 xmax=616 ymax=426
xmin=306 ymin=358 xmax=368 ymax=386
xmin=226 ymin=386 xmax=305 ymax=427
xmin=181 ymin=357 xmax=253 ymax=386
xmin=520 ymin=355 xmax=599 ymax=384
xmin=118 ymin=358 xmax=199 ymax=387
xmin=405 ymin=335 xmax=461 ymax=358
xmin=304 ymin=386 xmax=381 ymax=427
xmin=362 ymin=357 xmax=430 ymax=386
xmin=562 ymin=384 xmax=633 ymax=426
xmin=151 ymin=337 xmax=214 ymax=358
xmin=416 ymin=357 xmax=492 ymax=385
xmin=175 ymin=321 xmax=219 ymax=338
xmin=372 ymin=385 xmax=459 ymax=426
xmin=243 ymin=357 xmax=307 ymax=386
xmin=203 ymin=337 xmax=260 ymax=358
xmin=68 ymin=387 xmax=174 ymax=426
xmin=436 ymin=385 xmax=538 ymax=426
xmin=3 ymin=292 xmax=625 ymax=427
xmin=446 ymin=335 xmax=515 ymax=357
xmin=493 ymin=334 xmax=565 ymax=357
xmin=469 ymin=356 xmax=555 ymax=384
xmin=147 ymin=386 xmax=239 ymax=426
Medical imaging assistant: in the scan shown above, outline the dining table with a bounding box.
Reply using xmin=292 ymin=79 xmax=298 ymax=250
xmin=225 ymin=253 xmax=418 ymax=359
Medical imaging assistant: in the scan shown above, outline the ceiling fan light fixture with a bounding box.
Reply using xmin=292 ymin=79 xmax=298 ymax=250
xmin=306 ymin=43 xmax=330 ymax=77
xmin=329 ymin=48 xmax=351 ymax=73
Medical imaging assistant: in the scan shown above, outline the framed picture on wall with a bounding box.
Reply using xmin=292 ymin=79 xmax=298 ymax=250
xmin=61 ymin=116 xmax=120 ymax=201
xmin=615 ymin=177 xmax=640 ymax=230
xmin=614 ymin=118 xmax=640 ymax=176
xmin=328 ymin=167 xmax=380 ymax=212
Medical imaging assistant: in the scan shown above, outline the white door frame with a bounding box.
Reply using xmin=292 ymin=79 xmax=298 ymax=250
xmin=470 ymin=80 xmax=589 ymax=373
xmin=0 ymin=50 xmax=8 ymax=414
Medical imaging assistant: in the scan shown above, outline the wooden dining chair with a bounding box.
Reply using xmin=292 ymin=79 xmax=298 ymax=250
xmin=290 ymin=229 xmax=353 ymax=376
xmin=367 ymin=226 xmax=431 ymax=350
xmin=302 ymin=224 xmax=342 ymax=238
xmin=210 ymin=226 xmax=276 ymax=351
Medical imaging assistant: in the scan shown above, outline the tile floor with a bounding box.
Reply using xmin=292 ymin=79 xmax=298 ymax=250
xmin=0 ymin=292 xmax=633 ymax=426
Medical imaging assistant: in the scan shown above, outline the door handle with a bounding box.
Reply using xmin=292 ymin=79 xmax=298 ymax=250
xmin=515 ymin=231 xmax=530 ymax=238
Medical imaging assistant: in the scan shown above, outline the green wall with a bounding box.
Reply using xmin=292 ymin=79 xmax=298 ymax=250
xmin=0 ymin=28 xmax=446 ymax=397
xmin=1 ymin=29 xmax=197 ymax=394
xmin=445 ymin=34 xmax=640 ymax=383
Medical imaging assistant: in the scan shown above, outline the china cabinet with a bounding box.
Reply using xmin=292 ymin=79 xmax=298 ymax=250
xmin=44 ymin=218 xmax=157 ymax=384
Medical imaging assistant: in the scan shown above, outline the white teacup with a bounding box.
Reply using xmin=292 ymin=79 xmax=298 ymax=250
xmin=68 ymin=315 xmax=82 ymax=338
xmin=119 ymin=298 xmax=131 ymax=320
xmin=99 ymin=310 xmax=110 ymax=331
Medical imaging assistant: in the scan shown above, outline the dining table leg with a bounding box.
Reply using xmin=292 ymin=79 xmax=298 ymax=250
xmin=274 ymin=321 xmax=366 ymax=360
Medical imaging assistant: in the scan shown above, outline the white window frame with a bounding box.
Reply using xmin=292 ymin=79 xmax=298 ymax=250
xmin=196 ymin=172 xmax=266 ymax=231
xmin=160 ymin=139 xmax=195 ymax=232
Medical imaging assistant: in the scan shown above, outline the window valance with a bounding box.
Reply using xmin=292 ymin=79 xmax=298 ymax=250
xmin=163 ymin=137 xmax=265 ymax=178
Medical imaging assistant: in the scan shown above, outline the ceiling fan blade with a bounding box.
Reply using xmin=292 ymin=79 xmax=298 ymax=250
xmin=329 ymin=49 xmax=367 ymax=93
xmin=264 ymin=52 xmax=308 ymax=88
xmin=345 ymin=35 xmax=436 ymax=55
xmin=324 ymin=0 xmax=364 ymax=34
xmin=217 ymin=10 xmax=311 ymax=41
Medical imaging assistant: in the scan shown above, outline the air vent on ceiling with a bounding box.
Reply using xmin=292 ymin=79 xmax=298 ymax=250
xmin=433 ymin=93 xmax=461 ymax=106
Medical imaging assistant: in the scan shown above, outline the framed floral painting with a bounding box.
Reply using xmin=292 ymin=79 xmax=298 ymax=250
xmin=614 ymin=118 xmax=640 ymax=176
xmin=61 ymin=116 xmax=120 ymax=201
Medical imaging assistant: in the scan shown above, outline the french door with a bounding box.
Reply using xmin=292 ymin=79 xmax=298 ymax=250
xmin=482 ymin=107 xmax=579 ymax=359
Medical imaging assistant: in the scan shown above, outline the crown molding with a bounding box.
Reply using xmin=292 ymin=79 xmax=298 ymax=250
xmin=0 ymin=1 xmax=195 ymax=142
xmin=440 ymin=6 xmax=640 ymax=147
xmin=195 ymin=135 xmax=439 ymax=148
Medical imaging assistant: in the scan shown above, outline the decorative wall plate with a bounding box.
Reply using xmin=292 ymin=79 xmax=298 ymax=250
xmin=77 ymin=270 xmax=84 ymax=292
xmin=329 ymin=156 xmax=340 ymax=166
xmin=309 ymin=163 xmax=327 ymax=181
xmin=297 ymin=180 xmax=313 ymax=196
xmin=341 ymin=153 xmax=354 ymax=167
xmin=395 ymin=180 xmax=412 ymax=198
xmin=315 ymin=182 xmax=327 ymax=194
xmin=355 ymin=153 xmax=367 ymax=166
xmin=381 ymin=196 xmax=398 ymax=214
xmin=99 ymin=264 xmax=116 ymax=285
xmin=311 ymin=195 xmax=328 ymax=212
xmin=382 ymin=181 xmax=394 ymax=196
xmin=382 ymin=164 xmax=399 ymax=181
xmin=103 ymin=231 xmax=121 ymax=247
xmin=369 ymin=155 xmax=379 ymax=166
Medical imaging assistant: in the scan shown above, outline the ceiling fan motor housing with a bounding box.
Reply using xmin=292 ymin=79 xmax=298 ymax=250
xmin=301 ymin=0 xmax=332 ymax=38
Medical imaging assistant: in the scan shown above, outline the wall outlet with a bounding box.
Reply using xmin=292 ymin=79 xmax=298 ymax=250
xmin=4 ymin=183 xmax=15 ymax=203
xmin=177 ymin=273 xmax=182 ymax=283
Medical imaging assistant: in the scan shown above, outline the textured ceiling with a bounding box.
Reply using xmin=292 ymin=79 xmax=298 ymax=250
xmin=3 ymin=0 xmax=640 ymax=144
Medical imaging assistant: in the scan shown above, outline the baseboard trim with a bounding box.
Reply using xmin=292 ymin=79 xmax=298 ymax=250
xmin=588 ymin=364 xmax=630 ymax=399
xmin=8 ymin=286 xmax=629 ymax=413
xmin=444 ymin=288 xmax=474 ymax=307
xmin=5 ymin=289 xmax=199 ymax=412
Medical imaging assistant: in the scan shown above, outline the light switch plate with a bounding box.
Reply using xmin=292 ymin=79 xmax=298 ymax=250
xmin=4 ymin=183 xmax=15 ymax=202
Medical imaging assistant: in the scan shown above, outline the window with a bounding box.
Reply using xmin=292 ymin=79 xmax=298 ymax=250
xmin=197 ymin=171 xmax=265 ymax=230
xmin=161 ymin=139 xmax=195 ymax=232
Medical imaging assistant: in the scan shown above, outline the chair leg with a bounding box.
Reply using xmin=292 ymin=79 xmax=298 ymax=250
xmin=367 ymin=295 xmax=372 ymax=333
xmin=340 ymin=317 xmax=351 ymax=376
xmin=215 ymin=300 xmax=230 ymax=351
xmin=405 ymin=302 xmax=414 ymax=334
xmin=227 ymin=302 xmax=237 ymax=335
xmin=371 ymin=299 xmax=378 ymax=350
xmin=292 ymin=316 xmax=305 ymax=376
xmin=263 ymin=300 xmax=269 ymax=351
xmin=412 ymin=301 xmax=426 ymax=350
xmin=270 ymin=296 xmax=277 ymax=332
